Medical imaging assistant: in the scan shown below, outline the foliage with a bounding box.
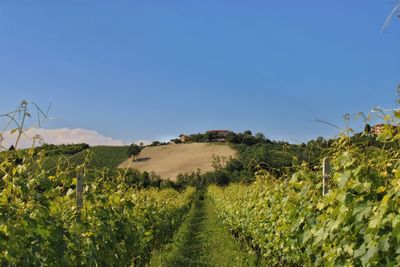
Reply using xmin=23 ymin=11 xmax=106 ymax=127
xmin=148 ymin=141 xmax=170 ymax=146
xmin=87 ymin=146 xmax=131 ymax=170
xmin=150 ymin=189 xmax=259 ymax=266
xmin=34 ymin=143 xmax=90 ymax=156
xmin=217 ymin=129 xmax=398 ymax=185
xmin=118 ymin=168 xmax=164 ymax=189
xmin=226 ymin=131 xmax=270 ymax=146
xmin=150 ymin=189 xmax=207 ymax=266
xmin=209 ymin=119 xmax=400 ymax=266
xmin=208 ymin=134 xmax=331 ymax=184
xmin=41 ymin=145 xmax=131 ymax=177
xmin=0 ymin=149 xmax=194 ymax=266
xmin=188 ymin=131 xmax=230 ymax=143
xmin=170 ymin=138 xmax=182 ymax=144
xmin=127 ymin=144 xmax=142 ymax=158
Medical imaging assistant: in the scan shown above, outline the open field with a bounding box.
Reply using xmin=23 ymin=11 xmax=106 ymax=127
xmin=119 ymin=143 xmax=236 ymax=180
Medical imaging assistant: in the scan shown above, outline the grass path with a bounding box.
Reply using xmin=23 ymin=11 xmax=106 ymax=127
xmin=149 ymin=189 xmax=259 ymax=267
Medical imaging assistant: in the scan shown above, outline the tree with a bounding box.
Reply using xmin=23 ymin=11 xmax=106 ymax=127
xmin=204 ymin=131 xmax=213 ymax=142
xmin=127 ymin=144 xmax=142 ymax=161
xmin=364 ymin=124 xmax=372 ymax=134
xmin=150 ymin=141 xmax=161 ymax=146
xmin=255 ymin=132 xmax=267 ymax=142
xmin=170 ymin=138 xmax=182 ymax=144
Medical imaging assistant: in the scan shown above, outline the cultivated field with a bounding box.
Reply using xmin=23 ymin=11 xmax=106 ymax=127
xmin=119 ymin=143 xmax=236 ymax=180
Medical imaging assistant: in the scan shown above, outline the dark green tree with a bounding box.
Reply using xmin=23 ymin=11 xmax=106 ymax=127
xmin=127 ymin=144 xmax=142 ymax=161
xmin=255 ymin=132 xmax=266 ymax=140
xmin=364 ymin=124 xmax=372 ymax=134
xmin=150 ymin=141 xmax=161 ymax=146
xmin=243 ymin=130 xmax=252 ymax=136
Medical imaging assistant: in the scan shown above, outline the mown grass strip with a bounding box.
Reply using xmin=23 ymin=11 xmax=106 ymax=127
xmin=200 ymin=192 xmax=260 ymax=267
xmin=149 ymin=189 xmax=259 ymax=267
xmin=149 ymin=190 xmax=207 ymax=266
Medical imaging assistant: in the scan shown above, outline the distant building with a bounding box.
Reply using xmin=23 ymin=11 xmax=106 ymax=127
xmin=179 ymin=134 xmax=191 ymax=143
xmin=370 ymin=123 xmax=399 ymax=136
xmin=370 ymin=124 xmax=386 ymax=135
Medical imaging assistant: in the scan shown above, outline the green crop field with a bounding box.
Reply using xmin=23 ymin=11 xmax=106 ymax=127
xmin=40 ymin=145 xmax=130 ymax=173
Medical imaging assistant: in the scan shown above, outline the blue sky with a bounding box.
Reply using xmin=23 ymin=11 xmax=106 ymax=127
xmin=0 ymin=1 xmax=399 ymax=144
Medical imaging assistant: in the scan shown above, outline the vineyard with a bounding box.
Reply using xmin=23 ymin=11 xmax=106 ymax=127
xmin=1 ymin=120 xmax=399 ymax=266
xmin=209 ymin=123 xmax=400 ymax=266
xmin=1 ymin=0 xmax=399 ymax=265
xmin=0 ymin=112 xmax=400 ymax=266
xmin=0 ymin=149 xmax=194 ymax=266
xmin=1 ymin=103 xmax=400 ymax=266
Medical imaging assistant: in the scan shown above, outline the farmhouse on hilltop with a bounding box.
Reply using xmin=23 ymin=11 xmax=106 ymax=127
xmin=370 ymin=123 xmax=398 ymax=136
xmin=370 ymin=124 xmax=385 ymax=135
xmin=179 ymin=134 xmax=191 ymax=142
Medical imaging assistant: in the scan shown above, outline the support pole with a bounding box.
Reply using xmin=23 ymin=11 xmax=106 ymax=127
xmin=322 ymin=157 xmax=330 ymax=196
xmin=76 ymin=174 xmax=84 ymax=210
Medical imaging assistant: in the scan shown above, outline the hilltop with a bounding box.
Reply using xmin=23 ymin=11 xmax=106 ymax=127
xmin=119 ymin=143 xmax=236 ymax=180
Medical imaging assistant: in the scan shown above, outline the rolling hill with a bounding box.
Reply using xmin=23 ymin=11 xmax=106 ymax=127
xmin=119 ymin=143 xmax=236 ymax=180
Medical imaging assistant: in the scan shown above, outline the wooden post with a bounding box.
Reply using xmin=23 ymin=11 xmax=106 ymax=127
xmin=76 ymin=174 xmax=84 ymax=210
xmin=322 ymin=157 xmax=330 ymax=196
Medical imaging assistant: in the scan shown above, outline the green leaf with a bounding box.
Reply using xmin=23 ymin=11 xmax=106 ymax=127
xmin=378 ymin=236 xmax=390 ymax=252
xmin=361 ymin=244 xmax=378 ymax=265
xmin=392 ymin=214 xmax=400 ymax=228
xmin=338 ymin=171 xmax=351 ymax=188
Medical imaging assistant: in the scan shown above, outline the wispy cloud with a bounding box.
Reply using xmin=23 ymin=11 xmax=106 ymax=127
xmin=1 ymin=128 xmax=126 ymax=149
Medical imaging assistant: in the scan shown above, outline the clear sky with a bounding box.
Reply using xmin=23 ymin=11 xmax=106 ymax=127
xmin=0 ymin=1 xmax=399 ymax=145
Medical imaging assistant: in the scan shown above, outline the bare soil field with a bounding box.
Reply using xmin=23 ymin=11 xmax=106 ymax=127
xmin=118 ymin=143 xmax=236 ymax=180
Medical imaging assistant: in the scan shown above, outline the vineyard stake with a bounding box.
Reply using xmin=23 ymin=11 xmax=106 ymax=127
xmin=322 ymin=157 xmax=330 ymax=195
xmin=76 ymin=174 xmax=84 ymax=210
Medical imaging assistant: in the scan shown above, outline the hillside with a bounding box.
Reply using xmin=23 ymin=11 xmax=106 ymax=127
xmin=119 ymin=143 xmax=236 ymax=180
xmin=40 ymin=145 xmax=130 ymax=173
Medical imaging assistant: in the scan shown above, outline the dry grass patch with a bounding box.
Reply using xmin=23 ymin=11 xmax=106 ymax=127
xmin=118 ymin=143 xmax=236 ymax=181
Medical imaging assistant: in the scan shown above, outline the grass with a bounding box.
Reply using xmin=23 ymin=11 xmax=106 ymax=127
xmin=149 ymin=188 xmax=260 ymax=267
xmin=199 ymin=194 xmax=260 ymax=267
xmin=150 ymin=191 xmax=207 ymax=266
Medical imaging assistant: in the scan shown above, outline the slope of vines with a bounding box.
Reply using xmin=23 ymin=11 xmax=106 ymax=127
xmin=0 ymin=150 xmax=194 ymax=266
xmin=209 ymin=124 xmax=400 ymax=266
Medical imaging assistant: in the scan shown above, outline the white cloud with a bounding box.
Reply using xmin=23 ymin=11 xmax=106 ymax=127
xmin=0 ymin=128 xmax=126 ymax=149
